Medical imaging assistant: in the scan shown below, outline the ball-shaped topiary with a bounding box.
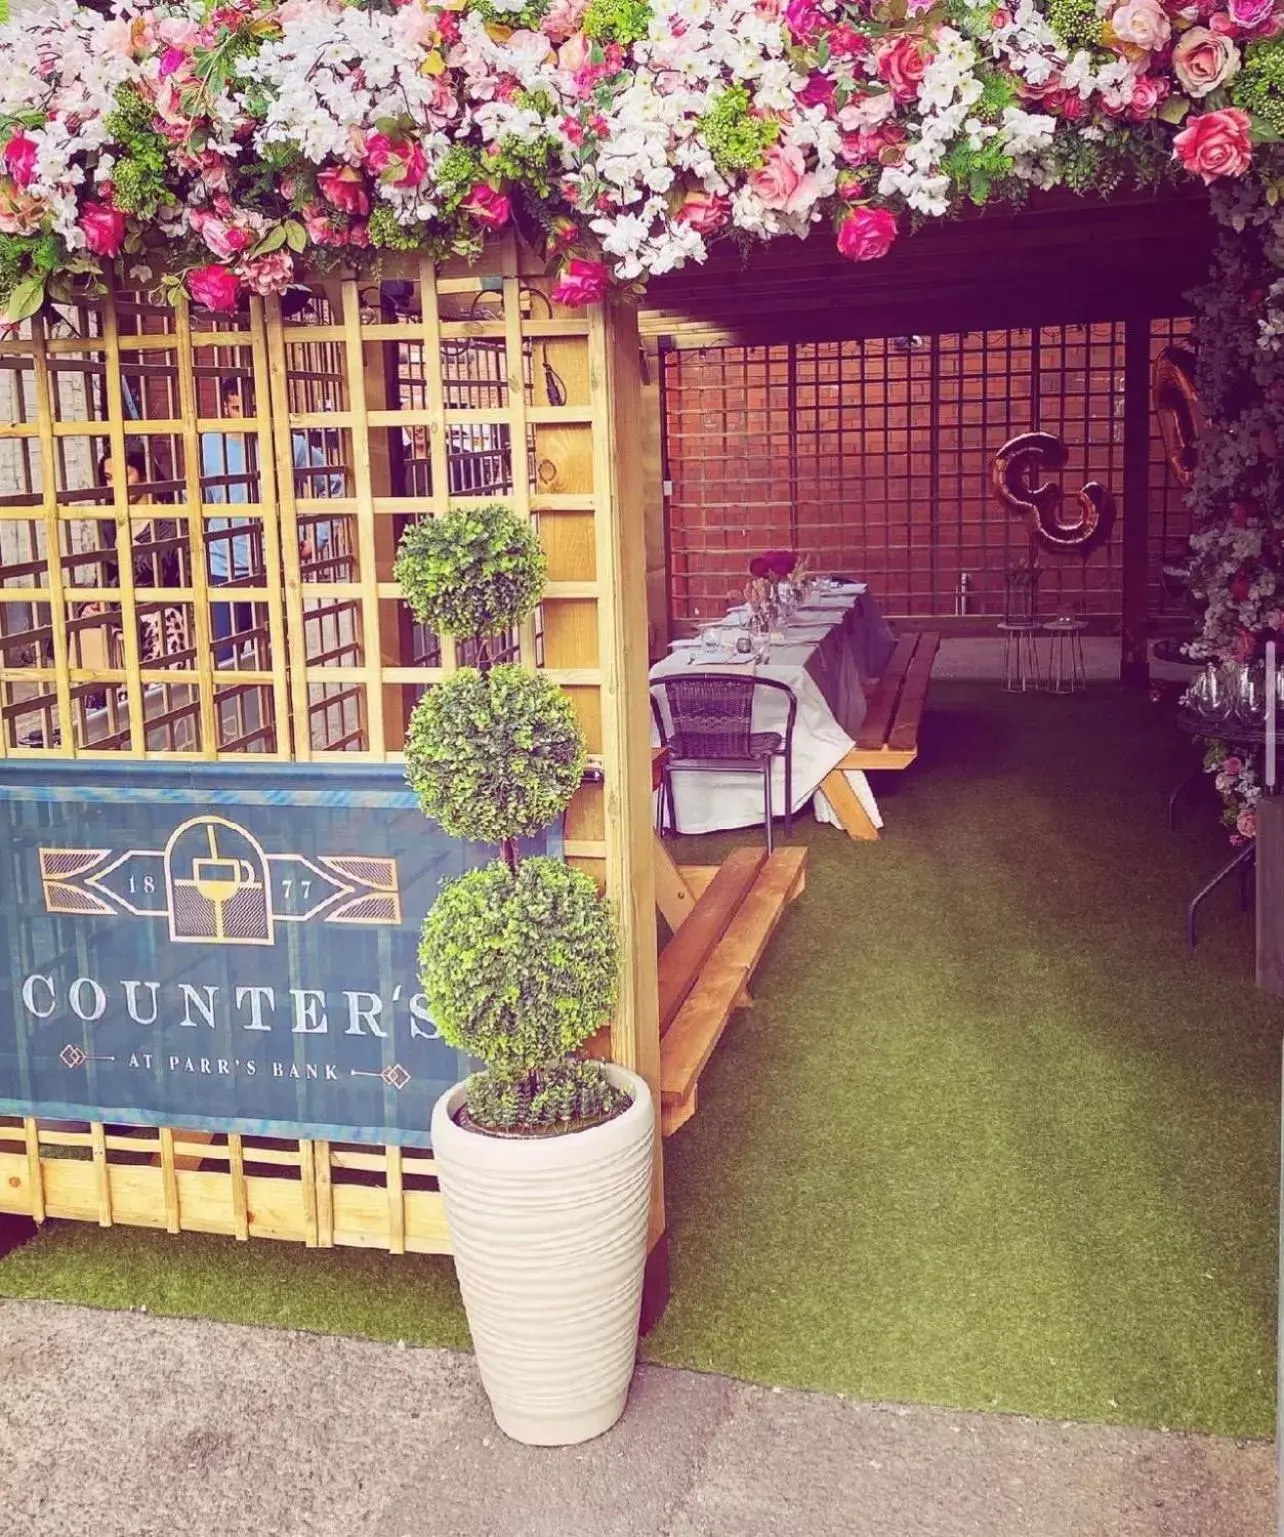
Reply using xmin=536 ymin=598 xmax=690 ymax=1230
xmin=405 ymin=664 xmax=586 ymax=844
xmin=420 ymin=856 xmax=623 ymax=1129
xmin=395 ymin=503 xmax=546 ymax=640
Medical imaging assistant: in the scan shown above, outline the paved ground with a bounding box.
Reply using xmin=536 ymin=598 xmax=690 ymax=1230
xmin=0 ymin=1300 xmax=1273 ymax=1537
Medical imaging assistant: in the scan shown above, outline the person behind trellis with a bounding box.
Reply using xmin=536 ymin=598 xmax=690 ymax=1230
xmin=86 ymin=448 xmax=186 ymax=679
xmin=200 ymin=379 xmax=346 ymax=663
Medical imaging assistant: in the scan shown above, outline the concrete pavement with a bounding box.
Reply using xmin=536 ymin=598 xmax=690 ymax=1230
xmin=0 ymin=1299 xmax=1273 ymax=1537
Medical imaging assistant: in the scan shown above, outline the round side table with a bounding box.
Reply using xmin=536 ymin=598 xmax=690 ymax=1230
xmin=997 ymin=622 xmax=1043 ymax=692
xmin=1044 ymin=618 xmax=1087 ymax=693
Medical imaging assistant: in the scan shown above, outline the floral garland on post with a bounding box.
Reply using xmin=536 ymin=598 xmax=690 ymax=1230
xmin=1184 ymin=181 xmax=1284 ymax=838
xmin=1 ymin=0 xmax=1284 ymax=317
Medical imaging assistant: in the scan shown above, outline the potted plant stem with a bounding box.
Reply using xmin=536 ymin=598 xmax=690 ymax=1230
xmin=397 ymin=504 xmax=655 ymax=1447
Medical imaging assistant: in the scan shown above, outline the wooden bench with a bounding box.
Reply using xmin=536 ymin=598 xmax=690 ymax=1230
xmin=819 ymin=629 xmax=940 ymax=842
xmin=656 ymin=844 xmax=807 ymax=1137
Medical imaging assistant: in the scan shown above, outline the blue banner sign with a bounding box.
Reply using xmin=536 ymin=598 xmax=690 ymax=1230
xmin=0 ymin=761 xmax=552 ymax=1146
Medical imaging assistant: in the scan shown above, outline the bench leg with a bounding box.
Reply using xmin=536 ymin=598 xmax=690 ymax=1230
xmin=820 ymin=768 xmax=880 ymax=841
xmin=653 ymin=834 xmax=697 ymax=933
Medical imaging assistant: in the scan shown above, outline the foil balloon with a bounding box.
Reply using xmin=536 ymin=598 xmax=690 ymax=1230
xmin=1151 ymin=346 xmax=1202 ymax=488
xmin=990 ymin=431 xmax=1117 ymax=556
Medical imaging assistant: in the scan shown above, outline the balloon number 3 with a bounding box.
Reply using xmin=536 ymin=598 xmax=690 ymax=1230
xmin=990 ymin=431 xmax=1117 ymax=557
xmin=1151 ymin=346 xmax=1202 ymax=489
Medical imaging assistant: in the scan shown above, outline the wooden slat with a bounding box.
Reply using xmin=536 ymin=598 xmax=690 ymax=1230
xmin=887 ymin=632 xmax=939 ymax=753
xmin=657 ymin=847 xmax=765 ymax=1032
xmin=228 ymin=1133 xmax=250 ymax=1240
xmin=386 ymin=1144 xmax=405 ymax=1256
xmin=248 ymin=298 xmax=294 ymax=755
xmin=100 ymin=287 xmax=146 ymax=755
xmin=855 ymin=633 xmax=917 ymax=750
xmin=23 ymin=1118 xmax=44 ymax=1223
xmin=298 ymin=1139 xmax=319 ymax=1248
xmin=28 ymin=318 xmax=75 ymax=759
xmin=90 ymin=1121 xmax=112 ymax=1227
xmin=314 ymin=1139 xmax=335 ymax=1248
xmin=660 ymin=848 xmax=806 ymax=1104
xmin=660 ymin=1087 xmax=697 ymax=1138
xmin=158 ymin=1126 xmax=181 ymax=1234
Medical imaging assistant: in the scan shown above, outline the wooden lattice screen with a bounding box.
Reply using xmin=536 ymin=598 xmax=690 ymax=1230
xmin=0 ymin=240 xmax=661 ymax=1253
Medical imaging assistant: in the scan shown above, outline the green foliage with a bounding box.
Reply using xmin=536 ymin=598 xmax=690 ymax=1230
xmin=462 ymin=1058 xmax=628 ymax=1131
xmin=468 ymin=0 xmax=551 ymax=32
xmin=1046 ymin=0 xmax=1102 ymax=52
xmin=394 ymin=503 xmax=545 ymax=638
xmin=699 ymin=84 xmax=778 ymax=177
xmin=940 ymin=138 xmax=1014 ymax=205
xmin=103 ymin=86 xmax=173 ymax=218
xmin=943 ymin=0 xmax=1000 ymax=39
xmin=583 ymin=0 xmax=653 ymax=46
xmin=420 ymin=854 xmax=619 ymax=1075
xmin=368 ymin=206 xmax=424 ymax=250
xmin=404 ymin=665 xmax=586 ymax=843
xmin=1234 ymin=40 xmax=1284 ymax=137
xmin=431 ymin=144 xmax=482 ymax=214
xmin=975 ymin=70 xmax=1016 ymax=122
xmin=490 ymin=134 xmax=556 ymax=197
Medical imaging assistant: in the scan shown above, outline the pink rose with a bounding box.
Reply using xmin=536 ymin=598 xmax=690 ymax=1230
xmin=876 ymin=35 xmax=930 ymax=102
xmin=186 ymin=262 xmax=242 ymax=314
xmin=79 ymin=202 xmax=126 ymax=257
xmin=1223 ymin=755 xmax=1244 ymax=774
xmin=1237 ymin=808 xmax=1258 ymax=839
xmin=545 ymin=214 xmax=581 ymax=256
xmin=1174 ymin=107 xmax=1253 ymax=183
xmin=676 ymin=189 xmax=730 ymax=234
xmin=551 ymin=257 xmax=609 ymax=307
xmin=1228 ymin=0 xmax=1273 ymax=26
xmin=837 ymin=205 xmax=898 ymax=261
xmin=364 ymin=132 xmax=428 ymax=188
xmin=1128 ymin=74 xmax=1169 ymax=117
xmin=783 ymin=0 xmax=824 ymax=40
xmin=158 ymin=46 xmax=188 ymax=78
xmin=541 ymin=0 xmax=588 ymax=40
xmin=1110 ymin=0 xmax=1172 ymax=49
xmin=238 ymin=250 xmax=294 ymax=297
xmin=191 ymin=210 xmax=250 ymax=260
xmin=3 ymin=134 xmax=37 ymax=189
xmin=1173 ymin=27 xmax=1241 ymax=95
xmin=750 ymin=144 xmax=815 ymax=213
xmin=317 ymin=165 xmax=370 ymax=216
xmin=558 ymin=33 xmax=590 ymax=72
xmin=0 ymin=182 xmax=42 ymax=236
xmin=461 ymin=183 xmax=512 ymax=228
xmin=797 ymin=71 xmax=836 ymax=110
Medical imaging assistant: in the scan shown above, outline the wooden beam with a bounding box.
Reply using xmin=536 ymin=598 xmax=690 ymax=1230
xmin=1121 ymin=316 xmax=1152 ymax=687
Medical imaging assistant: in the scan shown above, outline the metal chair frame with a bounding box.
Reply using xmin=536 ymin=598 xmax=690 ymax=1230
xmin=651 ymin=673 xmax=799 ymax=854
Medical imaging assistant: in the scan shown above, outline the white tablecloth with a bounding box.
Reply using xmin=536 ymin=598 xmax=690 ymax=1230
xmin=649 ymin=585 xmax=897 ymax=835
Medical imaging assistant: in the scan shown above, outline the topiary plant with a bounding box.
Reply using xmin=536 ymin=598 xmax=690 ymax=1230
xmin=420 ymin=855 xmax=625 ymax=1132
xmin=404 ymin=663 xmax=586 ymax=847
xmin=395 ymin=502 xmax=545 ymax=643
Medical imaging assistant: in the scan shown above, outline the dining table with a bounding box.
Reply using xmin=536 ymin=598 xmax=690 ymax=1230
xmin=648 ymin=582 xmax=898 ymax=839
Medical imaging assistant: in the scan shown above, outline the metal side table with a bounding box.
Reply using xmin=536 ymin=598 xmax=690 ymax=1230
xmin=998 ymin=622 xmax=1043 ymax=693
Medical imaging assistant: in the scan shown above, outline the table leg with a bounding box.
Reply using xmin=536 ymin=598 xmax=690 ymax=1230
xmin=1187 ymin=843 xmax=1255 ymax=950
xmin=653 ymin=832 xmax=697 ymax=932
xmin=819 ymin=768 xmax=880 ymax=841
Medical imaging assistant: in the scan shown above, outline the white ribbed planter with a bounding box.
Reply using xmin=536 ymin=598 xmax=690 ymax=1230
xmin=431 ymin=1064 xmax=654 ymax=1447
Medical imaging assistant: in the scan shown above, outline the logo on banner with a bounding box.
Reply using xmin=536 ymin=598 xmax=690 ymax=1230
xmin=37 ymin=814 xmax=401 ymax=946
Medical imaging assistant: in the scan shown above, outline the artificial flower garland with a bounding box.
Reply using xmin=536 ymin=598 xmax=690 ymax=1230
xmin=3 ymin=0 xmax=1284 ymax=835
xmin=1 ymin=0 xmax=1284 ymax=320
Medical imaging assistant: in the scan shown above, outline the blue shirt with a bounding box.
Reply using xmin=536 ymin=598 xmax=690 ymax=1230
xmin=201 ymin=432 xmax=345 ymax=581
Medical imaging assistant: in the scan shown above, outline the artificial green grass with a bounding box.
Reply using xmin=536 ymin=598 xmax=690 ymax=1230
xmin=1 ymin=685 xmax=1278 ymax=1436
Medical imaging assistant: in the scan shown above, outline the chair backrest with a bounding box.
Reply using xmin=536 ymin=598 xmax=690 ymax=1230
xmin=654 ymin=673 xmax=797 ymax=761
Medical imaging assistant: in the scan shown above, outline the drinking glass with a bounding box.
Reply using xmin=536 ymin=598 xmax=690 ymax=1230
xmin=734 ymin=633 xmax=753 ymax=659
xmin=1235 ymin=662 xmax=1265 ymax=724
xmin=700 ymin=625 xmax=724 ymax=659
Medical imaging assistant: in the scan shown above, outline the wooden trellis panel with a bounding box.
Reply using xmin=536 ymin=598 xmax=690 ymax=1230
xmin=0 ymin=237 xmax=661 ymax=1253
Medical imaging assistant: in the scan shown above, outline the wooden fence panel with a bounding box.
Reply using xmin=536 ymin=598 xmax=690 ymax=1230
xmin=0 ymin=239 xmax=660 ymax=1253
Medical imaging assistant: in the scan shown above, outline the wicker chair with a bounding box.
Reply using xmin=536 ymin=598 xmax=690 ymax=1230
xmin=651 ymin=673 xmax=798 ymax=853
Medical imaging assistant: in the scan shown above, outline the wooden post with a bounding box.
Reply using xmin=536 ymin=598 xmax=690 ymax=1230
xmin=1257 ymin=795 xmax=1284 ymax=998
xmin=1121 ymin=316 xmax=1151 ymax=688
xmin=589 ymin=299 xmax=668 ymax=1326
xmin=640 ymin=337 xmax=668 ymax=660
